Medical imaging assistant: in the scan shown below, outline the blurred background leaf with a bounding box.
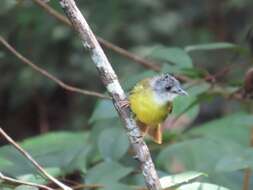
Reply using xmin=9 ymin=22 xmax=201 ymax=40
xmin=98 ymin=127 xmax=129 ymax=161
xmin=1 ymin=0 xmax=253 ymax=189
xmin=0 ymin=132 xmax=91 ymax=177
xmin=177 ymin=182 xmax=230 ymax=190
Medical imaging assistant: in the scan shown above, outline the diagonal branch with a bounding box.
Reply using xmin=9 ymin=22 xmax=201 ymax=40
xmin=0 ymin=35 xmax=110 ymax=99
xmin=0 ymin=127 xmax=72 ymax=190
xmin=31 ymin=0 xmax=161 ymax=71
xmin=58 ymin=0 xmax=161 ymax=189
xmin=0 ymin=172 xmax=53 ymax=190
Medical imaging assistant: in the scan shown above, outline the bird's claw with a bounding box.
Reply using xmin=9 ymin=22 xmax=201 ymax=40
xmin=118 ymin=99 xmax=130 ymax=109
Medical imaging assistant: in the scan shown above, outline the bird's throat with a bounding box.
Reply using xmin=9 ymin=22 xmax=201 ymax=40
xmin=153 ymin=91 xmax=177 ymax=105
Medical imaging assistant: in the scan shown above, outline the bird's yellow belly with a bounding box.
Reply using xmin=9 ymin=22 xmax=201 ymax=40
xmin=129 ymin=90 xmax=169 ymax=126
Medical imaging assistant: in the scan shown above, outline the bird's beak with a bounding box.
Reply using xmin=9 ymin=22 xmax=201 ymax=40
xmin=175 ymin=86 xmax=188 ymax=96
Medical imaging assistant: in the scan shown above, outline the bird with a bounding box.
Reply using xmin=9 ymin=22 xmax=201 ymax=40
xmin=129 ymin=73 xmax=187 ymax=144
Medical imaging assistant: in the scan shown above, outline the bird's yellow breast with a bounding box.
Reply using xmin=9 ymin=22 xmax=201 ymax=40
xmin=129 ymin=79 xmax=172 ymax=127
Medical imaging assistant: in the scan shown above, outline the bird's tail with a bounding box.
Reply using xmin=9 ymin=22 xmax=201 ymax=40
xmin=137 ymin=121 xmax=162 ymax=144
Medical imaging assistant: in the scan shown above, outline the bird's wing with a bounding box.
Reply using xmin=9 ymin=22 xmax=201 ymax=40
xmin=130 ymin=78 xmax=151 ymax=95
xmin=168 ymin=102 xmax=173 ymax=113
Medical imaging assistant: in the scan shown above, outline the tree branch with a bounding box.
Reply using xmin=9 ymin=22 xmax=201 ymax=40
xmin=0 ymin=127 xmax=72 ymax=190
xmin=31 ymin=0 xmax=161 ymax=71
xmin=0 ymin=172 xmax=53 ymax=190
xmin=30 ymin=0 xmax=249 ymax=96
xmin=58 ymin=0 xmax=161 ymax=189
xmin=0 ymin=35 xmax=110 ymax=100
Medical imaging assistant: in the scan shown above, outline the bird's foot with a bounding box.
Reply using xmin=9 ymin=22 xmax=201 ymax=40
xmin=118 ymin=99 xmax=130 ymax=109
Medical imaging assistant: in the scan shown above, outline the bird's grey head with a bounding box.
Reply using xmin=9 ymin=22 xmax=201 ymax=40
xmin=151 ymin=73 xmax=188 ymax=104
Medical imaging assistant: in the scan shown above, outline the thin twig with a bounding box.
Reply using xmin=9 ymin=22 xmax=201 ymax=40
xmin=58 ymin=0 xmax=161 ymax=189
xmin=55 ymin=179 xmax=102 ymax=190
xmin=20 ymin=0 xmax=236 ymax=86
xmin=242 ymin=127 xmax=253 ymax=190
xmin=0 ymin=35 xmax=110 ymax=100
xmin=31 ymin=0 xmax=161 ymax=71
xmin=0 ymin=127 xmax=72 ymax=190
xmin=63 ymin=183 xmax=102 ymax=190
xmin=1 ymin=34 xmax=244 ymax=103
xmin=30 ymin=0 xmax=247 ymax=94
xmin=243 ymin=170 xmax=251 ymax=190
xmin=0 ymin=172 xmax=53 ymax=190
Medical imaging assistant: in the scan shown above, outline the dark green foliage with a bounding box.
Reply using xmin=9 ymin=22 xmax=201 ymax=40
xmin=1 ymin=0 xmax=253 ymax=190
xmin=98 ymin=127 xmax=129 ymax=161
xmin=0 ymin=132 xmax=91 ymax=176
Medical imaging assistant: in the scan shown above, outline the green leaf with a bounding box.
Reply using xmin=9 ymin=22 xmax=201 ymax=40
xmin=0 ymin=51 xmax=5 ymax=59
xmin=178 ymin=68 xmax=208 ymax=78
xmin=89 ymin=100 xmax=117 ymax=123
xmin=185 ymin=82 xmax=211 ymax=96
xmin=0 ymin=132 xmax=91 ymax=177
xmin=160 ymin=171 xmax=206 ymax=189
xmin=171 ymin=95 xmax=199 ymax=122
xmin=98 ymin=127 xmax=129 ymax=161
xmin=86 ymin=161 xmax=133 ymax=184
xmin=189 ymin=112 xmax=253 ymax=146
xmin=177 ymin=182 xmax=230 ymax=190
xmin=216 ymin=148 xmax=253 ymax=172
xmin=170 ymin=82 xmax=209 ymax=123
xmin=52 ymin=26 xmax=71 ymax=41
xmin=150 ymin=46 xmax=192 ymax=68
xmin=207 ymin=171 xmax=246 ymax=190
xmin=157 ymin=137 xmax=244 ymax=173
xmin=89 ymin=119 xmax=122 ymax=163
xmin=15 ymin=186 xmax=38 ymax=190
xmin=185 ymin=43 xmax=237 ymax=52
xmin=17 ymin=167 xmax=61 ymax=184
xmin=0 ymin=0 xmax=16 ymax=14
xmin=0 ymin=158 xmax=12 ymax=167
xmin=0 ymin=188 xmax=13 ymax=190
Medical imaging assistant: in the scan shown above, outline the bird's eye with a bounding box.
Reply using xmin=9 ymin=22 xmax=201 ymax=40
xmin=165 ymin=86 xmax=172 ymax=91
